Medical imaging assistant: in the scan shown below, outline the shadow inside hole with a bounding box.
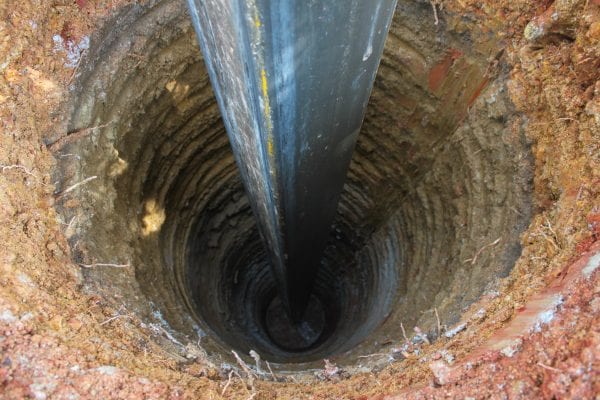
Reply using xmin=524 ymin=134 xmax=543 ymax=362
xmin=57 ymin=0 xmax=533 ymax=371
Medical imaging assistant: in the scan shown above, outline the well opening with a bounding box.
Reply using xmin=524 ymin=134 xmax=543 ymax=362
xmin=55 ymin=0 xmax=533 ymax=371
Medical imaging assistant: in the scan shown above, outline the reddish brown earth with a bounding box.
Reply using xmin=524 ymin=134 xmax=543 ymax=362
xmin=1 ymin=0 xmax=599 ymax=399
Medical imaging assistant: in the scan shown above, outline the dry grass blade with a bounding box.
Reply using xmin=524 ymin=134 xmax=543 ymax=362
xmin=537 ymin=362 xmax=563 ymax=373
xmin=54 ymin=176 xmax=97 ymax=198
xmin=266 ymin=361 xmax=277 ymax=381
xmin=79 ymin=263 xmax=130 ymax=268
xmin=221 ymin=371 xmax=234 ymax=396
xmin=466 ymin=237 xmax=502 ymax=265
xmin=400 ymin=322 xmax=409 ymax=344
xmin=232 ymin=350 xmax=256 ymax=389
xmin=48 ymin=122 xmax=114 ymax=152
xmin=434 ymin=307 xmax=441 ymax=337
xmin=0 ymin=164 xmax=35 ymax=177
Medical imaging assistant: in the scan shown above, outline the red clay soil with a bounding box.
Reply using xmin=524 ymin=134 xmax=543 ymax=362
xmin=382 ymin=242 xmax=600 ymax=400
xmin=1 ymin=0 xmax=599 ymax=399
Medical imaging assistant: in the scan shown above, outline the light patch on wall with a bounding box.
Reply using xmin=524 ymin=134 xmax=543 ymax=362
xmin=165 ymin=79 xmax=190 ymax=100
xmin=108 ymin=148 xmax=128 ymax=177
xmin=26 ymin=68 xmax=60 ymax=97
xmin=165 ymin=79 xmax=191 ymax=112
xmin=142 ymin=199 xmax=166 ymax=236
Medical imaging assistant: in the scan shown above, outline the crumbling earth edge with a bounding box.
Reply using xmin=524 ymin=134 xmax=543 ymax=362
xmin=0 ymin=0 xmax=598 ymax=399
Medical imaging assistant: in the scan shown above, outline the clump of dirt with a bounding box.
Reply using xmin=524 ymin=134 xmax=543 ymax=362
xmin=0 ymin=0 xmax=598 ymax=399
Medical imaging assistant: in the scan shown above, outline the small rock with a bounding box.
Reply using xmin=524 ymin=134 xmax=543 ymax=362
xmin=588 ymin=21 xmax=600 ymax=40
xmin=524 ymin=0 xmax=585 ymax=43
xmin=184 ymin=343 xmax=205 ymax=360
xmin=429 ymin=360 xmax=453 ymax=385
xmin=95 ymin=365 xmax=119 ymax=376
xmin=500 ymin=338 xmax=523 ymax=358
xmin=585 ymin=95 xmax=600 ymax=126
xmin=390 ymin=348 xmax=406 ymax=360
xmin=439 ymin=350 xmax=455 ymax=365
xmin=316 ymin=359 xmax=349 ymax=381
xmin=444 ymin=322 xmax=467 ymax=338
xmin=67 ymin=317 xmax=83 ymax=331
xmin=413 ymin=327 xmax=430 ymax=345
xmin=510 ymin=380 xmax=528 ymax=397
xmin=0 ymin=310 xmax=17 ymax=324
xmin=183 ymin=363 xmax=208 ymax=378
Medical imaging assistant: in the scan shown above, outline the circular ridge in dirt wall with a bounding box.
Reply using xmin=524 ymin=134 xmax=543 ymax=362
xmin=55 ymin=0 xmax=533 ymax=371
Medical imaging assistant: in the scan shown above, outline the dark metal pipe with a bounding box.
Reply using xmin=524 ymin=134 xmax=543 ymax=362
xmin=187 ymin=0 xmax=396 ymax=322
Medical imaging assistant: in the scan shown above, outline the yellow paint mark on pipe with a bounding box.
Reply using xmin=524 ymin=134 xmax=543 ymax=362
xmin=261 ymin=69 xmax=269 ymax=100
xmin=261 ymin=69 xmax=272 ymax=123
xmin=249 ymin=3 xmax=275 ymax=164
xmin=267 ymin=137 xmax=274 ymax=157
xmin=261 ymin=68 xmax=274 ymax=157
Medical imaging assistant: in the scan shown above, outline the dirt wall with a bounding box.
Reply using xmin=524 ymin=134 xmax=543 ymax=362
xmin=0 ymin=0 xmax=598 ymax=398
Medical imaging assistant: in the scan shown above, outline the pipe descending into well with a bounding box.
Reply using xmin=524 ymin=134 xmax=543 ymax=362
xmin=186 ymin=0 xmax=397 ymax=322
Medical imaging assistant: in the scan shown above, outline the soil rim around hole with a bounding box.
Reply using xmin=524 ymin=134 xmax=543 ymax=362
xmin=0 ymin=0 xmax=598 ymax=398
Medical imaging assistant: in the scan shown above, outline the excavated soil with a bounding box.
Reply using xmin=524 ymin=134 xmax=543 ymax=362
xmin=1 ymin=0 xmax=599 ymax=399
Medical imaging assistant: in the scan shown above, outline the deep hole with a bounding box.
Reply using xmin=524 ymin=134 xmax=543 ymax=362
xmin=56 ymin=0 xmax=533 ymax=371
xmin=265 ymin=295 xmax=326 ymax=352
